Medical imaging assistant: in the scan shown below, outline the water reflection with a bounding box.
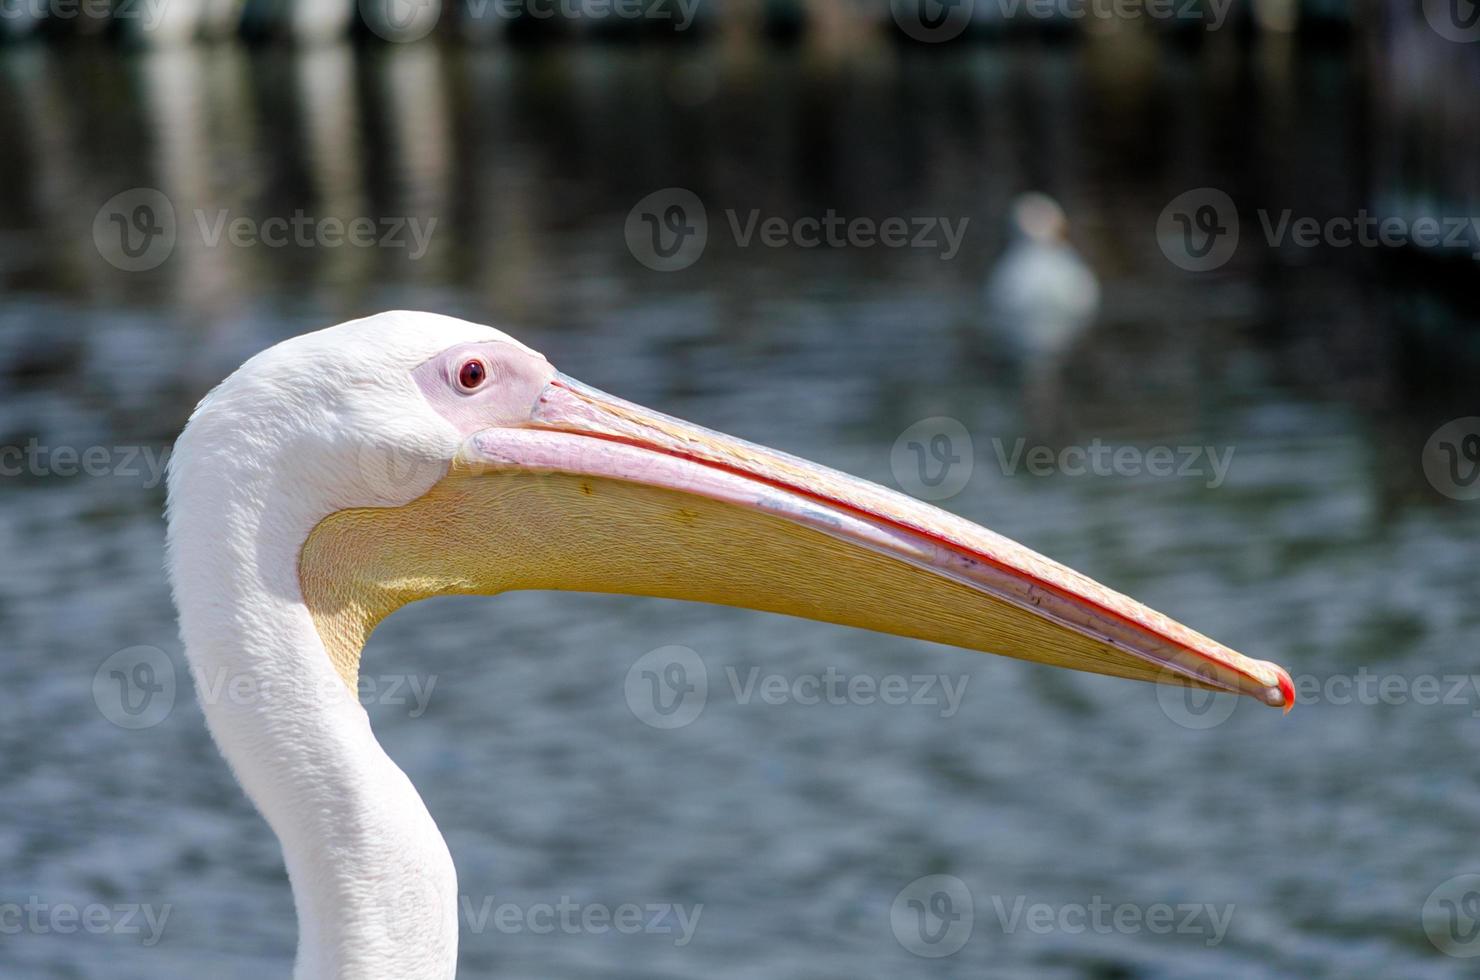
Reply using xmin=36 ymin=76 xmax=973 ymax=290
xmin=1 ymin=40 xmax=1470 ymax=444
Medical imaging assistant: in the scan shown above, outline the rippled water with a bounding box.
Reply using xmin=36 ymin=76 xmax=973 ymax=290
xmin=1 ymin=36 xmax=1478 ymax=980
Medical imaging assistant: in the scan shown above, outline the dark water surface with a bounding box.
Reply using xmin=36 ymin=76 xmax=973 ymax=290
xmin=1 ymin=36 xmax=1478 ymax=979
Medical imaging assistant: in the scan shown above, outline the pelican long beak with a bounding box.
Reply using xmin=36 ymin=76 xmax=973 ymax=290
xmin=433 ymin=373 xmax=1292 ymax=710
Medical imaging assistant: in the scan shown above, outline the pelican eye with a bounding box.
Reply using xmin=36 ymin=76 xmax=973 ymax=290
xmin=456 ymin=358 xmax=488 ymax=391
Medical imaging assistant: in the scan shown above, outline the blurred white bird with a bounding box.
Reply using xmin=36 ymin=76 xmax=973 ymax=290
xmin=984 ymin=192 xmax=1100 ymax=360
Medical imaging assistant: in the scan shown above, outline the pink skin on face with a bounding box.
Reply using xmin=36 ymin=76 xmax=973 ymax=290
xmin=412 ymin=341 xmax=557 ymax=439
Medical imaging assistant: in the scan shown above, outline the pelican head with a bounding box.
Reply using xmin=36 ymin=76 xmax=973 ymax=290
xmin=165 ymin=310 xmax=1291 ymax=979
xmin=1010 ymin=191 xmax=1071 ymax=245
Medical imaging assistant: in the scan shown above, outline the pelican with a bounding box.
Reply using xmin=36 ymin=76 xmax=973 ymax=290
xmin=165 ymin=311 xmax=1292 ymax=979
xmin=985 ymin=192 xmax=1100 ymax=360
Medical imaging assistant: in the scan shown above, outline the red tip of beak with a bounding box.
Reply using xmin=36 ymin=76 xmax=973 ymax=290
xmin=1274 ymin=667 xmax=1295 ymax=714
